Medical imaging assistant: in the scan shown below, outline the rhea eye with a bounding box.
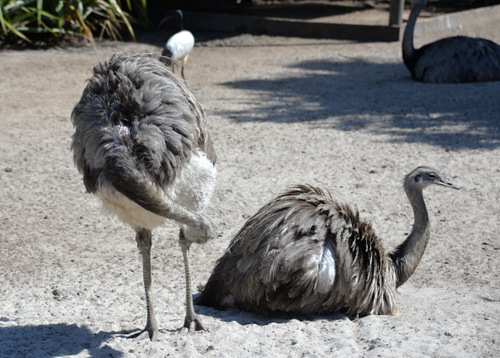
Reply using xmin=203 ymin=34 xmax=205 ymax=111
xmin=428 ymin=172 xmax=436 ymax=179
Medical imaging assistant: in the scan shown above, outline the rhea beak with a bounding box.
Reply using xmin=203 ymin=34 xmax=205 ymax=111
xmin=435 ymin=178 xmax=460 ymax=190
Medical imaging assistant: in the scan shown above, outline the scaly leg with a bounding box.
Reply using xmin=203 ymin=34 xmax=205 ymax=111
xmin=179 ymin=228 xmax=205 ymax=332
xmin=135 ymin=229 xmax=159 ymax=340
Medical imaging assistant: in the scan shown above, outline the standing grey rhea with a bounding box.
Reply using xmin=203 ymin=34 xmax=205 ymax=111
xmin=403 ymin=0 xmax=500 ymax=83
xmin=197 ymin=167 xmax=459 ymax=318
xmin=71 ymin=52 xmax=217 ymax=340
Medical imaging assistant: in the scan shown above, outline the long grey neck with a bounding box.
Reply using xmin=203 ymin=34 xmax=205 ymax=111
xmin=402 ymin=1 xmax=425 ymax=69
xmin=390 ymin=185 xmax=431 ymax=288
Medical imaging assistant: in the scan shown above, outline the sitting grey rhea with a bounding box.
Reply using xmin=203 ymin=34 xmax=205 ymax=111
xmin=71 ymin=52 xmax=217 ymax=340
xmin=197 ymin=167 xmax=459 ymax=318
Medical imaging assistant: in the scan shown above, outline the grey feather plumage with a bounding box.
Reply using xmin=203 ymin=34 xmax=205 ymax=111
xmin=403 ymin=0 xmax=500 ymax=83
xmin=197 ymin=168 xmax=459 ymax=318
xmin=72 ymin=52 xmax=215 ymax=197
xmin=198 ymin=185 xmax=396 ymax=318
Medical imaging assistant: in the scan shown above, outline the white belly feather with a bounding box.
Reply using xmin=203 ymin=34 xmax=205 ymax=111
xmin=96 ymin=149 xmax=216 ymax=231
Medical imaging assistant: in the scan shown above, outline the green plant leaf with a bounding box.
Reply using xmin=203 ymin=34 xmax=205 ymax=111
xmin=3 ymin=18 xmax=32 ymax=42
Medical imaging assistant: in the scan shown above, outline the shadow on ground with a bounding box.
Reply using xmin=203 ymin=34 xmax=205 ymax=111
xmin=0 ymin=323 xmax=122 ymax=358
xmin=217 ymin=58 xmax=499 ymax=150
xmin=195 ymin=302 xmax=347 ymax=327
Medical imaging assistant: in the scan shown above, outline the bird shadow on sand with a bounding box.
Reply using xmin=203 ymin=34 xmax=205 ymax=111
xmin=195 ymin=301 xmax=347 ymax=327
xmin=0 ymin=322 xmax=123 ymax=358
xmin=217 ymin=58 xmax=500 ymax=150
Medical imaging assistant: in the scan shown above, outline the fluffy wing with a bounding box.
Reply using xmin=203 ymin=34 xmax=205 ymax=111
xmin=71 ymin=52 xmax=215 ymax=195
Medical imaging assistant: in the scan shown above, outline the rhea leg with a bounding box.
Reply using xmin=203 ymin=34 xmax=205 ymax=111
xmin=135 ymin=228 xmax=159 ymax=340
xmin=179 ymin=228 xmax=205 ymax=332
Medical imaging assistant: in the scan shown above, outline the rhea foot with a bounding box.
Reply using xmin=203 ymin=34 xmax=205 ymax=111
xmin=130 ymin=325 xmax=159 ymax=341
xmin=183 ymin=315 xmax=205 ymax=333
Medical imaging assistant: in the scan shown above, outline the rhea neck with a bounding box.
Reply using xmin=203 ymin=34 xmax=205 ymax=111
xmin=402 ymin=1 xmax=426 ymax=70
xmin=390 ymin=181 xmax=431 ymax=288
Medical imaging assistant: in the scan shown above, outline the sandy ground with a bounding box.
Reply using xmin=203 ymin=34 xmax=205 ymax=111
xmin=1 ymin=16 xmax=499 ymax=358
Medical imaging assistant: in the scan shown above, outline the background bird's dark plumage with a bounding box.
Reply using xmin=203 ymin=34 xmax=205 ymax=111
xmin=403 ymin=0 xmax=500 ymax=83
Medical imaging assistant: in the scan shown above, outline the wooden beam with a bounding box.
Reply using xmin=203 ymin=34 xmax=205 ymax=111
xmin=185 ymin=12 xmax=400 ymax=42
xmin=389 ymin=0 xmax=405 ymax=27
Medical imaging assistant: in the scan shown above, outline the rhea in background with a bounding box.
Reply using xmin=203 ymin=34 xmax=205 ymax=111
xmin=71 ymin=52 xmax=217 ymax=340
xmin=160 ymin=9 xmax=195 ymax=82
xmin=403 ymin=0 xmax=500 ymax=83
xmin=197 ymin=167 xmax=459 ymax=318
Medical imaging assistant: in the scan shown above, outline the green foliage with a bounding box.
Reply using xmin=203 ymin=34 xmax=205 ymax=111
xmin=0 ymin=0 xmax=149 ymax=45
